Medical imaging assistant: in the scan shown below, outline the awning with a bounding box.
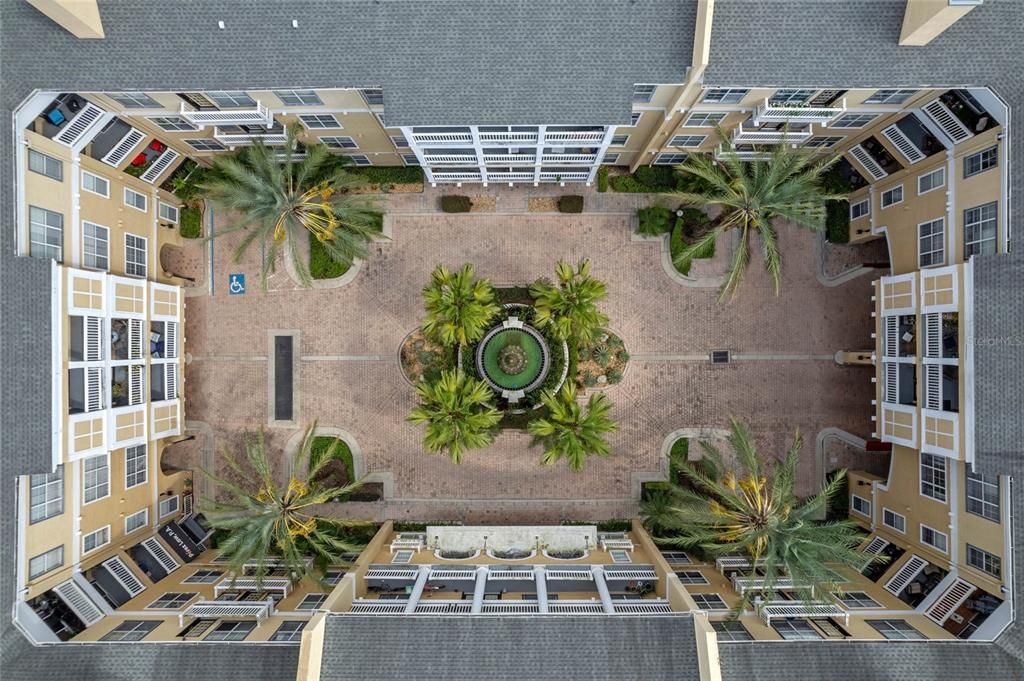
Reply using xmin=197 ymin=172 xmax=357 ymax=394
xmin=159 ymin=521 xmax=202 ymax=563
xmin=180 ymin=513 xmax=211 ymax=546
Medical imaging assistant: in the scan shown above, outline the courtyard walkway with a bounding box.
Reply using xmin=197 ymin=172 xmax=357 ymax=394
xmin=176 ymin=187 xmax=876 ymax=523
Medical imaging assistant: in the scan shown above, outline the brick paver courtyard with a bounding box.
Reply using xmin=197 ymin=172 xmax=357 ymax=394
xmin=176 ymin=188 xmax=876 ymax=522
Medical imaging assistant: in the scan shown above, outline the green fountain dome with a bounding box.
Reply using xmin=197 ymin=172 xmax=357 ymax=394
xmin=475 ymin=316 xmax=551 ymax=403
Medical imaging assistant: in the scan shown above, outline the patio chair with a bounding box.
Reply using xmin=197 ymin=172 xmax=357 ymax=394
xmin=46 ymin=109 xmax=66 ymax=127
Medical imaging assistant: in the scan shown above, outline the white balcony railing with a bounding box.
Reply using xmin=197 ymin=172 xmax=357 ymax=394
xmin=732 ymin=127 xmax=813 ymax=145
xmin=732 ymin=576 xmax=797 ymax=594
xmin=544 ymin=131 xmax=605 ymax=144
xmin=431 ymin=172 xmax=482 ymax=183
xmin=212 ymin=129 xmax=288 ymax=147
xmin=421 ymin=154 xmax=479 ymax=166
xmin=180 ymin=101 xmax=273 ymax=127
xmin=752 ymin=98 xmax=846 ymax=126
xmin=759 ymin=601 xmax=849 ymax=626
xmin=540 ymin=154 xmax=598 ymax=165
xmin=715 ymin=145 xmax=773 ymax=162
xmin=140 ymin=148 xmax=180 ymax=184
xmin=180 ymin=598 xmax=274 ymax=626
xmin=715 ymin=556 xmax=764 ymax=573
xmin=214 ymin=577 xmax=292 ymax=598
xmin=487 ymin=172 xmax=535 ymax=182
xmin=479 ymin=132 xmax=539 ymax=144
xmin=539 ymin=171 xmax=589 ymax=182
xmin=411 ymin=132 xmax=473 ymax=145
xmin=483 ymin=154 xmax=536 ymax=164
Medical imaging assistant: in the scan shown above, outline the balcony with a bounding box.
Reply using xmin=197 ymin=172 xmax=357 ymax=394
xmin=716 ymin=144 xmax=773 ymax=161
xmin=732 ymin=125 xmax=813 ymax=145
xmin=431 ymin=171 xmax=482 ymax=183
xmin=213 ymin=127 xmax=288 ymax=147
xmin=422 ymin=153 xmax=479 ymax=166
xmin=540 ymin=154 xmax=598 ymax=165
xmin=732 ymin=576 xmax=797 ymax=594
xmin=179 ymin=598 xmax=274 ymax=625
xmin=411 ymin=131 xmax=473 ymax=145
xmin=483 ymin=154 xmax=536 ymax=165
xmin=179 ymin=101 xmax=273 ymax=127
xmin=487 ymin=172 xmax=535 ymax=182
xmin=759 ymin=600 xmax=849 ymax=626
xmin=214 ymin=576 xmax=292 ymax=598
xmin=543 ymin=129 xmax=605 ymax=144
xmin=539 ymin=171 xmax=589 ymax=182
xmin=752 ymin=98 xmax=846 ymax=126
xmin=479 ymin=131 xmax=540 ymax=145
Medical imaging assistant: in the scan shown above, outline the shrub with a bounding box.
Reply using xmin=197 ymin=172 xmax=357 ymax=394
xmin=180 ymin=206 xmax=202 ymax=239
xmin=441 ymin=195 xmax=472 ymax=213
xmin=593 ymin=347 xmax=611 ymax=367
xmin=558 ymin=195 xmax=584 ymax=213
xmin=616 ymin=350 xmax=629 ymax=362
xmin=582 ymin=373 xmax=597 ymax=387
xmin=309 ymin=234 xmax=351 ymax=279
xmin=637 ymin=205 xmax=674 ymax=236
xmin=826 ymin=199 xmax=850 ymax=244
xmin=349 ymin=166 xmax=424 ymax=186
xmin=634 ymin=165 xmax=678 ymax=191
xmin=607 ymin=369 xmax=623 ymax=384
xmin=596 ymin=166 xmax=609 ymax=193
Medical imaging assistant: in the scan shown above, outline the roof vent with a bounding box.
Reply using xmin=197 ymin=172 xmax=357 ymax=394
xmin=709 ymin=350 xmax=731 ymax=365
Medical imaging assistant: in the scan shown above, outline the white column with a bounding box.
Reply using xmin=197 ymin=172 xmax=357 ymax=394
xmin=590 ymin=125 xmax=616 ymax=185
xmin=534 ymin=565 xmax=549 ymax=613
xmin=471 ymin=125 xmax=487 ymax=186
xmin=403 ymin=565 xmax=432 ymax=614
xmin=470 ymin=566 xmax=489 ymax=614
xmin=591 ymin=565 xmax=616 ymax=614
xmin=534 ymin=125 xmax=546 ymax=186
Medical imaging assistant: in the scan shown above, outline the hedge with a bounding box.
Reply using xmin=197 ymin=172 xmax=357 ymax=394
xmin=558 ymin=195 xmax=584 ymax=213
xmin=826 ymin=199 xmax=850 ymax=244
xmin=179 ymin=206 xmax=202 ymax=239
xmin=636 ymin=205 xmax=673 ymax=236
xmin=441 ymin=195 xmax=472 ymax=213
xmin=611 ymin=165 xmax=680 ymax=193
xmin=596 ymin=166 xmax=609 ymax=193
xmin=348 ymin=166 xmax=423 ymax=185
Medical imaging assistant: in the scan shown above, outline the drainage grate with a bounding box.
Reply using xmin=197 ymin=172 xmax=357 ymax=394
xmin=709 ymin=350 xmax=731 ymax=365
xmin=274 ymin=336 xmax=293 ymax=420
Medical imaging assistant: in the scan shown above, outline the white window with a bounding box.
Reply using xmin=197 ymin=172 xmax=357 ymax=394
xmin=917 ymin=218 xmax=945 ymax=267
xmin=691 ymin=593 xmax=727 ymax=610
xmin=850 ymin=198 xmax=870 ymax=220
xmin=271 ymin=621 xmax=306 ymax=642
xmin=390 ymin=135 xmax=409 ymax=148
xmin=391 ymin=550 xmax=414 ymax=564
xmin=184 ymin=569 xmax=224 ymax=584
xmin=669 ymin=135 xmax=707 ymax=148
xmin=804 ymin=136 xmax=843 ymax=148
xmin=602 ymin=153 xmax=620 ymax=164
xmin=125 ymin=445 xmax=148 ymax=488
xmin=920 ymin=452 xmax=948 ymax=502
xmin=920 ymin=525 xmax=949 ymax=553
xmin=319 ymin=136 xmax=358 ymax=149
xmin=966 ymin=471 xmax=1000 ymax=522
xmin=147 ymin=592 xmax=196 ymax=609
xmin=851 ymin=495 xmax=872 ymax=517
xmin=769 ymin=88 xmax=815 ymax=105
xmin=297 ymin=593 xmax=327 ymax=610
xmin=773 ymin=620 xmax=822 ymax=640
xmin=882 ymin=508 xmax=906 ymax=533
xmin=610 ymin=134 xmax=630 ymax=146
xmin=324 ymin=570 xmax=345 ymax=586
xmin=300 ymin=114 xmax=341 ymax=129
xmin=83 ymin=454 xmax=110 ymax=504
xmin=632 ymin=84 xmax=657 ymax=103
xmin=124 ymin=187 xmax=147 ymax=212
xmin=917 ymin=167 xmax=945 ymax=195
xmin=83 ymin=222 xmax=109 ymax=271
xmin=274 ymin=90 xmax=322 ymax=106
xmin=660 ymin=551 xmax=691 ymax=564
xmin=868 ymin=619 xmax=925 ymax=640
xmin=206 ymin=620 xmax=255 ymax=641
xmin=630 ymin=112 xmax=642 ymax=126
xmin=125 ymin=233 xmax=147 ymax=277
xmin=28 ymin=149 xmax=63 ymax=181
xmin=964 ymin=146 xmax=997 ymax=178
xmin=831 ymin=113 xmax=878 ymax=129
xmin=674 ymin=570 xmax=708 ymax=585
xmin=964 ymin=202 xmax=998 ymax=257
xmin=834 ymin=591 xmax=879 ymax=608
xmin=360 ymin=88 xmax=384 ymax=106
xmin=81 ymin=171 xmax=110 ymax=198
xmin=702 ymin=88 xmax=748 ymax=103
xmin=29 ymin=468 xmax=63 ymax=523
xmin=108 ymin=92 xmax=161 ymax=108
xmin=149 ymin=116 xmax=197 ymax=132
xmin=609 ymin=550 xmax=632 ymax=563
xmin=185 ymin=138 xmax=227 ymax=152
xmin=206 ymin=91 xmax=256 ymax=108
xmin=82 ymin=525 xmax=111 ymax=554
xmin=347 ymin=154 xmax=372 ymax=166
xmin=881 ymin=185 xmax=903 ymax=208
xmin=29 ymin=206 xmax=63 ymax=260
xmin=158 ymin=202 xmax=179 ymax=224
xmin=159 ymin=494 xmax=180 ymax=518
xmin=684 ymin=112 xmax=727 ymax=127
xmin=654 ymin=153 xmax=687 ymax=165
xmin=402 ymin=154 xmax=420 ymax=166
xmin=864 ymin=89 xmax=916 ymax=104
xmin=125 ymin=508 xmax=149 ymax=534
xmin=28 ymin=546 xmax=64 ymax=579
xmin=966 ymin=544 xmax=1001 ymax=578
xmin=101 ymin=620 xmax=159 ymax=641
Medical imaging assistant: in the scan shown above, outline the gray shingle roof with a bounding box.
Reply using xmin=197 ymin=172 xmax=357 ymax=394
xmin=1 ymin=0 xmax=697 ymax=127
xmin=319 ymin=614 xmax=702 ymax=681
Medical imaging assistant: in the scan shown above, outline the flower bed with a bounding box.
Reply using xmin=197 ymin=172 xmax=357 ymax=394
xmin=576 ymin=330 xmax=628 ymax=389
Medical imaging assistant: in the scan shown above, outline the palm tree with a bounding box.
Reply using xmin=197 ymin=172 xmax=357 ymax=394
xmin=408 ymin=368 xmax=502 ymax=463
xmin=200 ymin=424 xmax=368 ymax=586
xmin=667 ymin=127 xmax=845 ymax=301
xmin=200 ymin=123 xmax=382 ymax=288
xmin=422 ymin=264 xmax=500 ymax=348
xmin=528 ymin=383 xmax=617 ymax=471
xmin=645 ymin=418 xmax=875 ymax=612
xmin=530 ymin=259 xmax=609 ymax=345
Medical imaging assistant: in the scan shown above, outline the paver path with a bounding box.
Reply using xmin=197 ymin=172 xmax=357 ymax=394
xmin=181 ymin=191 xmax=875 ymax=521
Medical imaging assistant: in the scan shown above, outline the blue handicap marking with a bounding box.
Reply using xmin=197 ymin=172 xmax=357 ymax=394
xmin=228 ymin=273 xmax=246 ymax=295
